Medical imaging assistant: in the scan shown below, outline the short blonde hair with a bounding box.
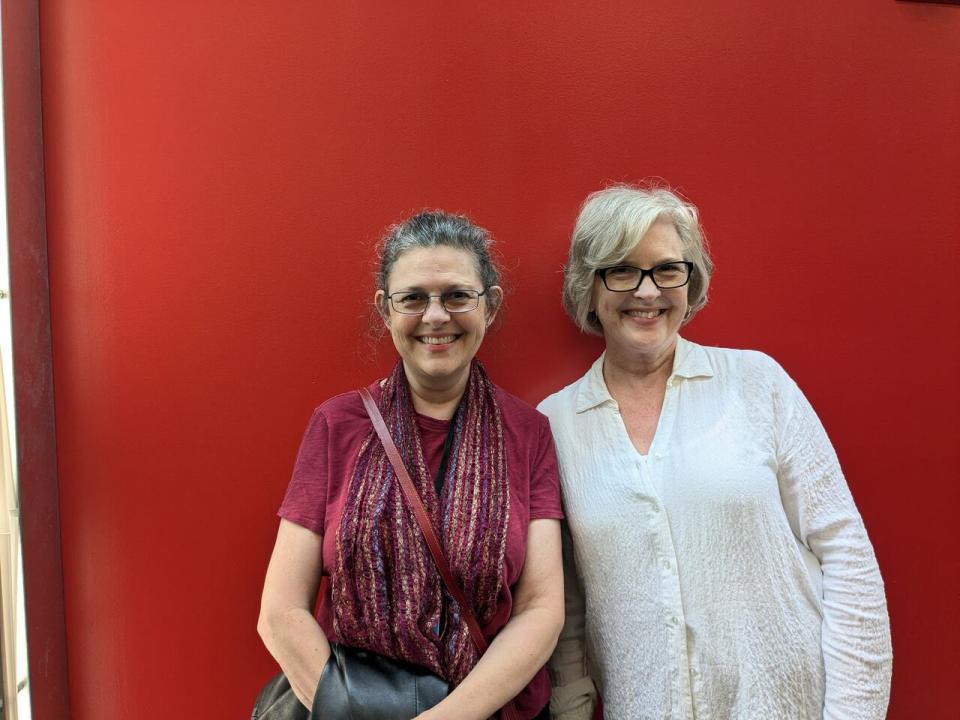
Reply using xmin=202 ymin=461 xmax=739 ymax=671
xmin=562 ymin=184 xmax=714 ymax=335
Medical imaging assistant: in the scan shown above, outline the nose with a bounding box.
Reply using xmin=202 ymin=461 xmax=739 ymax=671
xmin=421 ymin=296 xmax=451 ymax=324
xmin=633 ymin=274 xmax=662 ymax=300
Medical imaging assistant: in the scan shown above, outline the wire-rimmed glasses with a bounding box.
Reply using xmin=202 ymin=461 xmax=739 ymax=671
xmin=385 ymin=288 xmax=488 ymax=315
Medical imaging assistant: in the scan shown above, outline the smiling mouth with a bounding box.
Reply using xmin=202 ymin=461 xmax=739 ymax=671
xmin=624 ymin=309 xmax=666 ymax=319
xmin=417 ymin=335 xmax=460 ymax=345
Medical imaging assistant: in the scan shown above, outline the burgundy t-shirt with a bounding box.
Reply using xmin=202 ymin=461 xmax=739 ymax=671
xmin=279 ymin=381 xmax=564 ymax=718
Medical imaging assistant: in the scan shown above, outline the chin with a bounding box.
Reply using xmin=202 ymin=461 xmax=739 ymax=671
xmin=608 ymin=328 xmax=678 ymax=356
xmin=625 ymin=326 xmax=669 ymax=343
xmin=410 ymin=356 xmax=465 ymax=378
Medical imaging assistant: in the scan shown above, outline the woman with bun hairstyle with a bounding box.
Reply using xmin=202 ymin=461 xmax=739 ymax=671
xmin=259 ymin=211 xmax=565 ymax=720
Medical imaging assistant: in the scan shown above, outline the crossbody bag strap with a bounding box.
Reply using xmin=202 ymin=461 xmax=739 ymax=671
xmin=357 ymin=387 xmax=489 ymax=652
xmin=359 ymin=387 xmax=521 ymax=720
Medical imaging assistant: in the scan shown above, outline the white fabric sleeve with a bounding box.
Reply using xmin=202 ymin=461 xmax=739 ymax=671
xmin=774 ymin=368 xmax=892 ymax=720
xmin=548 ymin=521 xmax=597 ymax=720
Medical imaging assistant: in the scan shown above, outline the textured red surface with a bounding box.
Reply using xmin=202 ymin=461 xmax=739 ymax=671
xmin=37 ymin=1 xmax=959 ymax=718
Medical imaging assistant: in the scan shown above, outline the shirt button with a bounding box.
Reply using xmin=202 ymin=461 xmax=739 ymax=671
xmin=662 ymin=557 xmax=673 ymax=570
xmin=669 ymin=615 xmax=681 ymax=627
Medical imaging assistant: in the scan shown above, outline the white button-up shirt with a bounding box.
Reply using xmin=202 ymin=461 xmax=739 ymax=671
xmin=539 ymin=338 xmax=891 ymax=720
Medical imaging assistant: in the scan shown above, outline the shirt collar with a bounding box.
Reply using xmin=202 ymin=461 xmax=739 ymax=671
xmin=574 ymin=354 xmax=613 ymax=413
xmin=574 ymin=336 xmax=714 ymax=413
xmin=672 ymin=336 xmax=714 ymax=380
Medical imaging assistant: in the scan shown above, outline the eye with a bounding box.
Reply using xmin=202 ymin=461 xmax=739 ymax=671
xmin=654 ymin=262 xmax=686 ymax=276
xmin=444 ymin=290 xmax=472 ymax=301
xmin=396 ymin=292 xmax=426 ymax=305
xmin=606 ymin=265 xmax=637 ymax=277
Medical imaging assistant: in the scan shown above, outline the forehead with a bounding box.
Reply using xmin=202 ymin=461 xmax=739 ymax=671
xmin=387 ymin=246 xmax=482 ymax=288
xmin=620 ymin=218 xmax=684 ymax=264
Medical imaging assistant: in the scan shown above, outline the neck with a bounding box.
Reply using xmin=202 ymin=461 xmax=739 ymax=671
xmin=602 ymin=338 xmax=677 ymax=394
xmin=403 ymin=363 xmax=470 ymax=420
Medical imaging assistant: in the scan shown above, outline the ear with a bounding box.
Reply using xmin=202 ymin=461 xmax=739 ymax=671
xmin=484 ymin=286 xmax=503 ymax=327
xmin=588 ymin=276 xmax=600 ymax=313
xmin=374 ymin=290 xmax=390 ymax=326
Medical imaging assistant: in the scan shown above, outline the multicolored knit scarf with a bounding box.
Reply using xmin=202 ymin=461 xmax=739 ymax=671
xmin=332 ymin=359 xmax=509 ymax=685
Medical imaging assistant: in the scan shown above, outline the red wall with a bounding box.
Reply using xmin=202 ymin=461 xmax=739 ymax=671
xmin=38 ymin=2 xmax=960 ymax=718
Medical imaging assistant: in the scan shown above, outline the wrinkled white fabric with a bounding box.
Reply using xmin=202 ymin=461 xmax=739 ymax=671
xmin=539 ymin=338 xmax=891 ymax=720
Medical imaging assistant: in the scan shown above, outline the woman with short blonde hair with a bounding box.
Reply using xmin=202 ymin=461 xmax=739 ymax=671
xmin=543 ymin=184 xmax=891 ymax=720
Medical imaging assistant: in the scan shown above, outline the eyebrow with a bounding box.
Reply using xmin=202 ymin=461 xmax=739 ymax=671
xmin=613 ymin=257 xmax=685 ymax=266
xmin=390 ymin=284 xmax=480 ymax=293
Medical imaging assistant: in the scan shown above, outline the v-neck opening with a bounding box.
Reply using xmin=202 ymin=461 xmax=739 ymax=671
xmin=612 ymin=376 xmax=677 ymax=460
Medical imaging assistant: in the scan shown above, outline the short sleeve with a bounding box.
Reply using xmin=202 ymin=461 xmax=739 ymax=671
xmin=529 ymin=414 xmax=564 ymax=520
xmin=278 ymin=408 xmax=329 ymax=535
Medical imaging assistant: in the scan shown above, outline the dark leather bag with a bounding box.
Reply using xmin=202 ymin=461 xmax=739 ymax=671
xmin=252 ymin=388 xmax=519 ymax=720
xmin=250 ymin=671 xmax=308 ymax=720
xmin=251 ymin=644 xmax=449 ymax=720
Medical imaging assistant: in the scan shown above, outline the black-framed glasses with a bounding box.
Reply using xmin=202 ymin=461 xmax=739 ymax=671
xmin=385 ymin=288 xmax=488 ymax=315
xmin=596 ymin=261 xmax=694 ymax=292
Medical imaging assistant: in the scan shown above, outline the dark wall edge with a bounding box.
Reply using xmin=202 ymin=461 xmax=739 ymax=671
xmin=1 ymin=0 xmax=71 ymax=717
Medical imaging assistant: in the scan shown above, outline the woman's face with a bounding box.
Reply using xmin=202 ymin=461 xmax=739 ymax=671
xmin=376 ymin=246 xmax=500 ymax=391
xmin=591 ymin=218 xmax=689 ymax=364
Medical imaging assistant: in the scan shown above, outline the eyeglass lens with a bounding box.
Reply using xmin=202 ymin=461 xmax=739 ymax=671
xmin=602 ymin=262 xmax=691 ymax=291
xmin=390 ymin=290 xmax=481 ymax=314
